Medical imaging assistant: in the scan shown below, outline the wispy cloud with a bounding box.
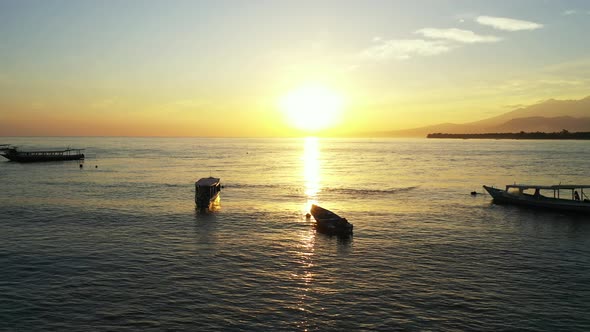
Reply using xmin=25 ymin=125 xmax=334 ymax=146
xmin=360 ymin=39 xmax=452 ymax=60
xmin=416 ymin=28 xmax=501 ymax=43
xmin=562 ymin=9 xmax=578 ymax=16
xmin=542 ymin=57 xmax=590 ymax=77
xmin=360 ymin=28 xmax=500 ymax=61
xmin=476 ymin=16 xmax=543 ymax=31
xmin=502 ymin=104 xmax=525 ymax=109
xmin=28 ymin=101 xmax=47 ymax=111
xmin=562 ymin=9 xmax=590 ymax=16
xmin=360 ymin=15 xmax=539 ymax=62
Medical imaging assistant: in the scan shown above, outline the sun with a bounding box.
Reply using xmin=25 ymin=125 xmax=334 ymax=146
xmin=279 ymin=84 xmax=344 ymax=132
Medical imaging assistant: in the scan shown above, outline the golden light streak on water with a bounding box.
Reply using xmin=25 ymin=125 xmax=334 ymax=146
xmin=303 ymin=137 xmax=320 ymax=213
xmin=295 ymin=137 xmax=319 ymax=325
xmin=294 ymin=217 xmax=316 ymax=328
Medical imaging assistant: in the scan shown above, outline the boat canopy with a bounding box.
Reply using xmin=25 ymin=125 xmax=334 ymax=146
xmin=196 ymin=177 xmax=220 ymax=187
xmin=19 ymin=148 xmax=84 ymax=153
xmin=3 ymin=146 xmax=84 ymax=153
xmin=506 ymin=184 xmax=590 ymax=190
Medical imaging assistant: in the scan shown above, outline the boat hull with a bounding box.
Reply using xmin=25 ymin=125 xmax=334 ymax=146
xmin=195 ymin=192 xmax=220 ymax=211
xmin=310 ymin=204 xmax=353 ymax=236
xmin=483 ymin=185 xmax=590 ymax=214
xmin=1 ymin=153 xmax=85 ymax=162
xmin=195 ymin=177 xmax=221 ymax=211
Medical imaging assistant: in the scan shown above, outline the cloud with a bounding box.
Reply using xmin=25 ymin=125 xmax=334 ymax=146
xmin=562 ymin=9 xmax=590 ymax=16
xmin=360 ymin=39 xmax=452 ymax=60
xmin=503 ymin=104 xmax=525 ymax=109
xmin=416 ymin=28 xmax=502 ymax=43
xmin=360 ymin=28 xmax=500 ymax=61
xmin=537 ymin=79 xmax=586 ymax=86
xmin=476 ymin=16 xmax=543 ymax=31
xmin=90 ymin=99 xmax=117 ymax=109
xmin=359 ymin=16 xmax=538 ymax=62
xmin=542 ymin=58 xmax=590 ymax=77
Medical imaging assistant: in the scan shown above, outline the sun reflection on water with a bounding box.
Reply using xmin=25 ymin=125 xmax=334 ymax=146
xmin=294 ymin=223 xmax=316 ymax=330
xmin=303 ymin=137 xmax=320 ymax=212
xmin=295 ymin=137 xmax=322 ymax=330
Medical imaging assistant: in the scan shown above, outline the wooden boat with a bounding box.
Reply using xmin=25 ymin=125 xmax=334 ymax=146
xmin=483 ymin=184 xmax=590 ymax=214
xmin=310 ymin=204 xmax=353 ymax=236
xmin=0 ymin=146 xmax=85 ymax=162
xmin=195 ymin=177 xmax=221 ymax=210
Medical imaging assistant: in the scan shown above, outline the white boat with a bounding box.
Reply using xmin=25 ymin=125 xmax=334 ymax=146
xmin=483 ymin=184 xmax=590 ymax=214
xmin=195 ymin=177 xmax=221 ymax=210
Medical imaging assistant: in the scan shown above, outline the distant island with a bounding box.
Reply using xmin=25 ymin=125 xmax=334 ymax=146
xmin=427 ymin=130 xmax=590 ymax=140
xmin=364 ymin=96 xmax=590 ymax=138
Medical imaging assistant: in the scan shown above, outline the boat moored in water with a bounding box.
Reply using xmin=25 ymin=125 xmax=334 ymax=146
xmin=483 ymin=184 xmax=590 ymax=214
xmin=310 ymin=204 xmax=353 ymax=236
xmin=0 ymin=146 xmax=85 ymax=162
xmin=195 ymin=177 xmax=221 ymax=210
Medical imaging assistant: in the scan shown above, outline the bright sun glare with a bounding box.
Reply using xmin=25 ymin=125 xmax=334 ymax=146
xmin=279 ymin=84 xmax=344 ymax=132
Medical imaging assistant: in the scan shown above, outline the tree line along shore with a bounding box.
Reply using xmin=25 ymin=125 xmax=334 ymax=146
xmin=426 ymin=130 xmax=590 ymax=140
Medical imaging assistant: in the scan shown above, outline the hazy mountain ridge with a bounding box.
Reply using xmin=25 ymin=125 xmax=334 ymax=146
xmin=492 ymin=116 xmax=590 ymax=133
xmin=375 ymin=96 xmax=590 ymax=137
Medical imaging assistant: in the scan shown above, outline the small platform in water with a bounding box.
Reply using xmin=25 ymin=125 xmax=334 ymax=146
xmin=0 ymin=146 xmax=85 ymax=162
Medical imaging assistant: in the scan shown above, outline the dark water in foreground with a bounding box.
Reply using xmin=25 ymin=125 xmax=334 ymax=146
xmin=1 ymin=137 xmax=589 ymax=331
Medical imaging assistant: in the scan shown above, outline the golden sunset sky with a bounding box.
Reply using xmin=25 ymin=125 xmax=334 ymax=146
xmin=1 ymin=0 xmax=589 ymax=137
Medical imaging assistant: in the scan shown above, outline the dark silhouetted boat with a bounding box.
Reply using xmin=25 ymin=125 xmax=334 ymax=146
xmin=483 ymin=184 xmax=590 ymax=214
xmin=310 ymin=204 xmax=353 ymax=236
xmin=195 ymin=177 xmax=221 ymax=210
xmin=0 ymin=146 xmax=85 ymax=162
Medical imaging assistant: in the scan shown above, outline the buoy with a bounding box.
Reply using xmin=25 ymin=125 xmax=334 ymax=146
xmin=305 ymin=213 xmax=311 ymax=219
xmin=471 ymin=191 xmax=477 ymax=196
xmin=79 ymin=164 xmax=83 ymax=168
xmin=95 ymin=165 xmax=98 ymax=168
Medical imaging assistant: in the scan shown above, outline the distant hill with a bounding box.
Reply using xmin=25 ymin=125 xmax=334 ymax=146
xmin=492 ymin=116 xmax=590 ymax=133
xmin=475 ymin=96 xmax=590 ymax=127
xmin=372 ymin=96 xmax=590 ymax=137
xmin=427 ymin=131 xmax=590 ymax=140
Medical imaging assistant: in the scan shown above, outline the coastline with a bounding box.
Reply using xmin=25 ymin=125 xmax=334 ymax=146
xmin=427 ymin=131 xmax=590 ymax=140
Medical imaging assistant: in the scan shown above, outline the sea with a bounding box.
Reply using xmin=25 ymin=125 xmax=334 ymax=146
xmin=1 ymin=137 xmax=589 ymax=331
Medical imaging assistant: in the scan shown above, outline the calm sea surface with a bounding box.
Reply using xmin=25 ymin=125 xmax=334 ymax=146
xmin=1 ymin=137 xmax=589 ymax=331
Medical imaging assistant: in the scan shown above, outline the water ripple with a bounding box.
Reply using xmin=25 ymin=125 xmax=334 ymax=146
xmin=1 ymin=138 xmax=590 ymax=331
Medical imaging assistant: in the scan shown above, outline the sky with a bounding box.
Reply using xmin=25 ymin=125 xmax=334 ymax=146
xmin=1 ymin=0 xmax=589 ymax=137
